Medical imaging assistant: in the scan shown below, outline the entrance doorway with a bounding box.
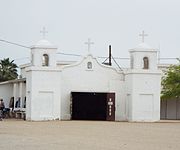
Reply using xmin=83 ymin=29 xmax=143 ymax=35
xmin=71 ymin=92 xmax=115 ymax=121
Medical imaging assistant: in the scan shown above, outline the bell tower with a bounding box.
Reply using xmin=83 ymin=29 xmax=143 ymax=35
xmin=25 ymin=35 xmax=61 ymax=121
xmin=31 ymin=39 xmax=57 ymax=67
xmin=129 ymin=31 xmax=157 ymax=70
xmin=125 ymin=31 xmax=161 ymax=122
xmin=129 ymin=42 xmax=158 ymax=70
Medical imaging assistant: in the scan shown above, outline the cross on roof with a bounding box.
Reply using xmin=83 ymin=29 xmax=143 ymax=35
xmin=40 ymin=27 xmax=48 ymax=39
xmin=85 ymin=38 xmax=94 ymax=54
xmin=139 ymin=30 xmax=148 ymax=43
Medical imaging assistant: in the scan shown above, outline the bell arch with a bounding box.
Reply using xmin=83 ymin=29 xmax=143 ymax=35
xmin=42 ymin=54 xmax=49 ymax=66
xmin=143 ymin=57 xmax=149 ymax=69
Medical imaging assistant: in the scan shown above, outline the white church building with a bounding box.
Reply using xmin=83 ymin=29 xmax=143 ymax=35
xmin=0 ymin=36 xmax=162 ymax=122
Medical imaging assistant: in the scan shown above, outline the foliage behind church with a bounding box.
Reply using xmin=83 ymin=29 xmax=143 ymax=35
xmin=0 ymin=58 xmax=18 ymax=82
xmin=161 ymin=63 xmax=180 ymax=100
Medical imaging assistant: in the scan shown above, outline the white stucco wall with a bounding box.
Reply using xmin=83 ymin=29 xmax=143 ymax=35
xmin=26 ymin=71 xmax=32 ymax=119
xmin=61 ymin=55 xmax=126 ymax=121
xmin=19 ymin=64 xmax=31 ymax=79
xmin=20 ymin=67 xmax=26 ymax=78
xmin=0 ymin=81 xmax=26 ymax=109
xmin=26 ymin=67 xmax=61 ymax=121
xmin=125 ymin=71 xmax=161 ymax=122
xmin=0 ymin=83 xmax=13 ymax=107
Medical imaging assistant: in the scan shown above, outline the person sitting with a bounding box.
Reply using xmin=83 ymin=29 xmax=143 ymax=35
xmin=0 ymin=99 xmax=5 ymax=120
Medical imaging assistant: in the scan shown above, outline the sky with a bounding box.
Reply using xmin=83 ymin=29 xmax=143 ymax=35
xmin=0 ymin=0 xmax=180 ymax=66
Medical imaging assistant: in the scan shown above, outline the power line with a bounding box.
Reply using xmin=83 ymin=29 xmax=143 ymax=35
xmin=56 ymin=52 xmax=81 ymax=57
xmin=14 ymin=57 xmax=30 ymax=61
xmin=112 ymin=56 xmax=123 ymax=71
xmin=56 ymin=52 xmax=179 ymax=62
xmin=0 ymin=38 xmax=30 ymax=49
xmin=57 ymin=52 xmax=129 ymax=60
xmin=0 ymin=38 xmax=179 ymax=62
xmin=98 ymin=56 xmax=129 ymax=60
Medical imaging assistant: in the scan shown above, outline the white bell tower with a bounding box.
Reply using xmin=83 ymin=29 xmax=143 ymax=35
xmin=30 ymin=27 xmax=57 ymax=67
xmin=125 ymin=31 xmax=161 ymax=122
xmin=129 ymin=42 xmax=158 ymax=70
xmin=31 ymin=39 xmax=57 ymax=67
xmin=25 ymin=29 xmax=61 ymax=121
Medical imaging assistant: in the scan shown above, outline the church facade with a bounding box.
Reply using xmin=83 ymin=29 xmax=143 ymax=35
xmin=0 ymin=38 xmax=161 ymax=122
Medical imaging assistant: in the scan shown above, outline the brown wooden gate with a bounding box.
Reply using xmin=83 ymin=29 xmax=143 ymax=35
xmin=106 ymin=93 xmax=115 ymax=121
xmin=71 ymin=92 xmax=115 ymax=121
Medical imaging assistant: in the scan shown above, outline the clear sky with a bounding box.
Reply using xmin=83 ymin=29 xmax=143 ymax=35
xmin=0 ymin=0 xmax=180 ymax=65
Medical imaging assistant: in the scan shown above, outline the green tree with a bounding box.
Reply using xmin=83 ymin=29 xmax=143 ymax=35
xmin=161 ymin=64 xmax=180 ymax=99
xmin=0 ymin=58 xmax=18 ymax=82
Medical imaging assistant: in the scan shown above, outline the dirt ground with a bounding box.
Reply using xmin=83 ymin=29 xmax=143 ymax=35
xmin=0 ymin=120 xmax=180 ymax=150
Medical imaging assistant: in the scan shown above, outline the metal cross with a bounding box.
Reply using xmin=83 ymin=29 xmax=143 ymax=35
xmin=40 ymin=27 xmax=48 ymax=39
xmin=85 ymin=38 xmax=94 ymax=53
xmin=139 ymin=30 xmax=148 ymax=43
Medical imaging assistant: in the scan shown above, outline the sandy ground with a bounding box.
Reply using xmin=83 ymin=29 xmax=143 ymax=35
xmin=0 ymin=120 xmax=180 ymax=150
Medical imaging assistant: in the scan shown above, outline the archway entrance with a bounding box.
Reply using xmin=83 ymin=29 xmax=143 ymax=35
xmin=71 ymin=92 xmax=115 ymax=121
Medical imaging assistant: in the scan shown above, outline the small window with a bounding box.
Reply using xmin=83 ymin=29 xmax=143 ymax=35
xmin=87 ymin=62 xmax=92 ymax=69
xmin=143 ymin=57 xmax=149 ymax=69
xmin=42 ymin=54 xmax=49 ymax=66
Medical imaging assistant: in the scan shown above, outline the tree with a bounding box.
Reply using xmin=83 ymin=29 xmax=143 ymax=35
xmin=161 ymin=64 xmax=180 ymax=100
xmin=0 ymin=58 xmax=18 ymax=82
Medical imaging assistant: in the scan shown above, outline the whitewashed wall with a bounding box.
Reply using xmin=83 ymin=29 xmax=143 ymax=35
xmin=0 ymin=83 xmax=13 ymax=107
xmin=26 ymin=67 xmax=61 ymax=121
xmin=61 ymin=55 xmax=126 ymax=121
xmin=125 ymin=71 xmax=161 ymax=121
xmin=0 ymin=81 xmax=26 ymax=109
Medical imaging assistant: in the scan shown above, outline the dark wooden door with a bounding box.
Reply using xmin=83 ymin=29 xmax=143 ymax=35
xmin=71 ymin=92 xmax=107 ymax=120
xmin=106 ymin=93 xmax=115 ymax=121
